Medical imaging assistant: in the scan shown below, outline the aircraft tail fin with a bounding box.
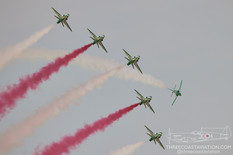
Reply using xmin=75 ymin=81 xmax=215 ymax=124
xmin=124 ymin=57 xmax=130 ymax=61
xmin=147 ymin=133 xmax=152 ymax=138
xmin=54 ymin=15 xmax=59 ymax=19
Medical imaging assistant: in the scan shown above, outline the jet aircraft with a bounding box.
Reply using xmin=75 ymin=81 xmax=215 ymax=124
xmin=87 ymin=28 xmax=108 ymax=53
xmin=52 ymin=7 xmax=72 ymax=32
xmin=135 ymin=89 xmax=155 ymax=113
xmin=123 ymin=49 xmax=143 ymax=74
xmin=145 ymin=125 xmax=165 ymax=150
xmin=169 ymin=80 xmax=183 ymax=106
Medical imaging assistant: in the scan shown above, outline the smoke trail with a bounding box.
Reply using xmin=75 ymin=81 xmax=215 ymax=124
xmin=109 ymin=141 xmax=145 ymax=155
xmin=0 ymin=43 xmax=92 ymax=120
xmin=34 ymin=103 xmax=139 ymax=155
xmin=0 ymin=66 xmax=123 ymax=153
xmin=20 ymin=49 xmax=168 ymax=88
xmin=0 ymin=25 xmax=54 ymax=70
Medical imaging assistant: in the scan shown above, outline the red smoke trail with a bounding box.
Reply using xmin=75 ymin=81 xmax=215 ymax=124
xmin=35 ymin=103 xmax=139 ymax=155
xmin=0 ymin=43 xmax=92 ymax=120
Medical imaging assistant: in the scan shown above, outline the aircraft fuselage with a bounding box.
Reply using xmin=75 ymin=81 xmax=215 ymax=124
xmin=127 ymin=57 xmax=140 ymax=66
xmin=150 ymin=134 xmax=162 ymax=141
xmin=139 ymin=97 xmax=151 ymax=105
xmin=57 ymin=15 xmax=69 ymax=24
xmin=174 ymin=90 xmax=181 ymax=96
xmin=92 ymin=36 xmax=104 ymax=45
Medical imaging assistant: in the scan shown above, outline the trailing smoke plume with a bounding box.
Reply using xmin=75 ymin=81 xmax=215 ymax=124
xmin=0 ymin=25 xmax=54 ymax=70
xmin=0 ymin=44 xmax=92 ymax=120
xmin=34 ymin=103 xmax=139 ymax=155
xmin=109 ymin=141 xmax=145 ymax=155
xmin=0 ymin=66 xmax=123 ymax=153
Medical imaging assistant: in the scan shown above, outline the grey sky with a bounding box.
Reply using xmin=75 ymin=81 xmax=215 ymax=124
xmin=0 ymin=0 xmax=232 ymax=154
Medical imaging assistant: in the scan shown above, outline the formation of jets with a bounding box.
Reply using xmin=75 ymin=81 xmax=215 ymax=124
xmin=51 ymin=7 xmax=184 ymax=151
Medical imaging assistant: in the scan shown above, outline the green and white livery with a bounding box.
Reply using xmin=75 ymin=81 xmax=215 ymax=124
xmin=123 ymin=49 xmax=142 ymax=74
xmin=169 ymin=80 xmax=183 ymax=106
xmin=145 ymin=125 xmax=165 ymax=150
xmin=87 ymin=28 xmax=107 ymax=53
xmin=52 ymin=7 xmax=72 ymax=32
xmin=135 ymin=89 xmax=155 ymax=113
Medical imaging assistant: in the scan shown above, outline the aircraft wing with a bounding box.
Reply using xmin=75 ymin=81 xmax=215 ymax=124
xmin=87 ymin=28 xmax=97 ymax=39
xmin=134 ymin=62 xmax=143 ymax=74
xmin=134 ymin=89 xmax=144 ymax=99
xmin=52 ymin=7 xmax=62 ymax=18
xmin=171 ymin=96 xmax=178 ymax=106
xmin=145 ymin=125 xmax=154 ymax=135
xmin=146 ymin=103 xmax=155 ymax=113
xmin=123 ymin=49 xmax=133 ymax=60
xmin=64 ymin=21 xmax=72 ymax=32
xmin=168 ymin=88 xmax=173 ymax=91
xmin=179 ymin=80 xmax=183 ymax=91
xmin=99 ymin=41 xmax=108 ymax=53
xmin=156 ymin=138 xmax=165 ymax=150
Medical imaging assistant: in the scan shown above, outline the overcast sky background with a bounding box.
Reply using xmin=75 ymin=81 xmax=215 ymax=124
xmin=0 ymin=0 xmax=232 ymax=154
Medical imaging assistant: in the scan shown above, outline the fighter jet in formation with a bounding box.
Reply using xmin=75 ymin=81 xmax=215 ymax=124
xmin=87 ymin=28 xmax=108 ymax=53
xmin=52 ymin=7 xmax=72 ymax=32
xmin=135 ymin=89 xmax=155 ymax=113
xmin=145 ymin=125 xmax=165 ymax=150
xmin=169 ymin=80 xmax=183 ymax=106
xmin=123 ymin=49 xmax=143 ymax=74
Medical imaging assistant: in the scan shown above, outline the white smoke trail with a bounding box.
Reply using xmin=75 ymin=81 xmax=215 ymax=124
xmin=19 ymin=48 xmax=168 ymax=88
xmin=109 ymin=141 xmax=145 ymax=155
xmin=0 ymin=66 xmax=123 ymax=153
xmin=0 ymin=25 xmax=54 ymax=70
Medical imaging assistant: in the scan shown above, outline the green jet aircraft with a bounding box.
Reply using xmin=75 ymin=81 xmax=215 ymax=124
xmin=135 ymin=89 xmax=155 ymax=113
xmin=123 ymin=49 xmax=143 ymax=74
xmin=52 ymin=7 xmax=72 ymax=32
xmin=169 ymin=80 xmax=183 ymax=106
xmin=145 ymin=125 xmax=165 ymax=150
xmin=87 ymin=28 xmax=108 ymax=53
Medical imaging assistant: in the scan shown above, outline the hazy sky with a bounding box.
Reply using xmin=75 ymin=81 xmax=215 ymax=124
xmin=0 ymin=0 xmax=232 ymax=154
